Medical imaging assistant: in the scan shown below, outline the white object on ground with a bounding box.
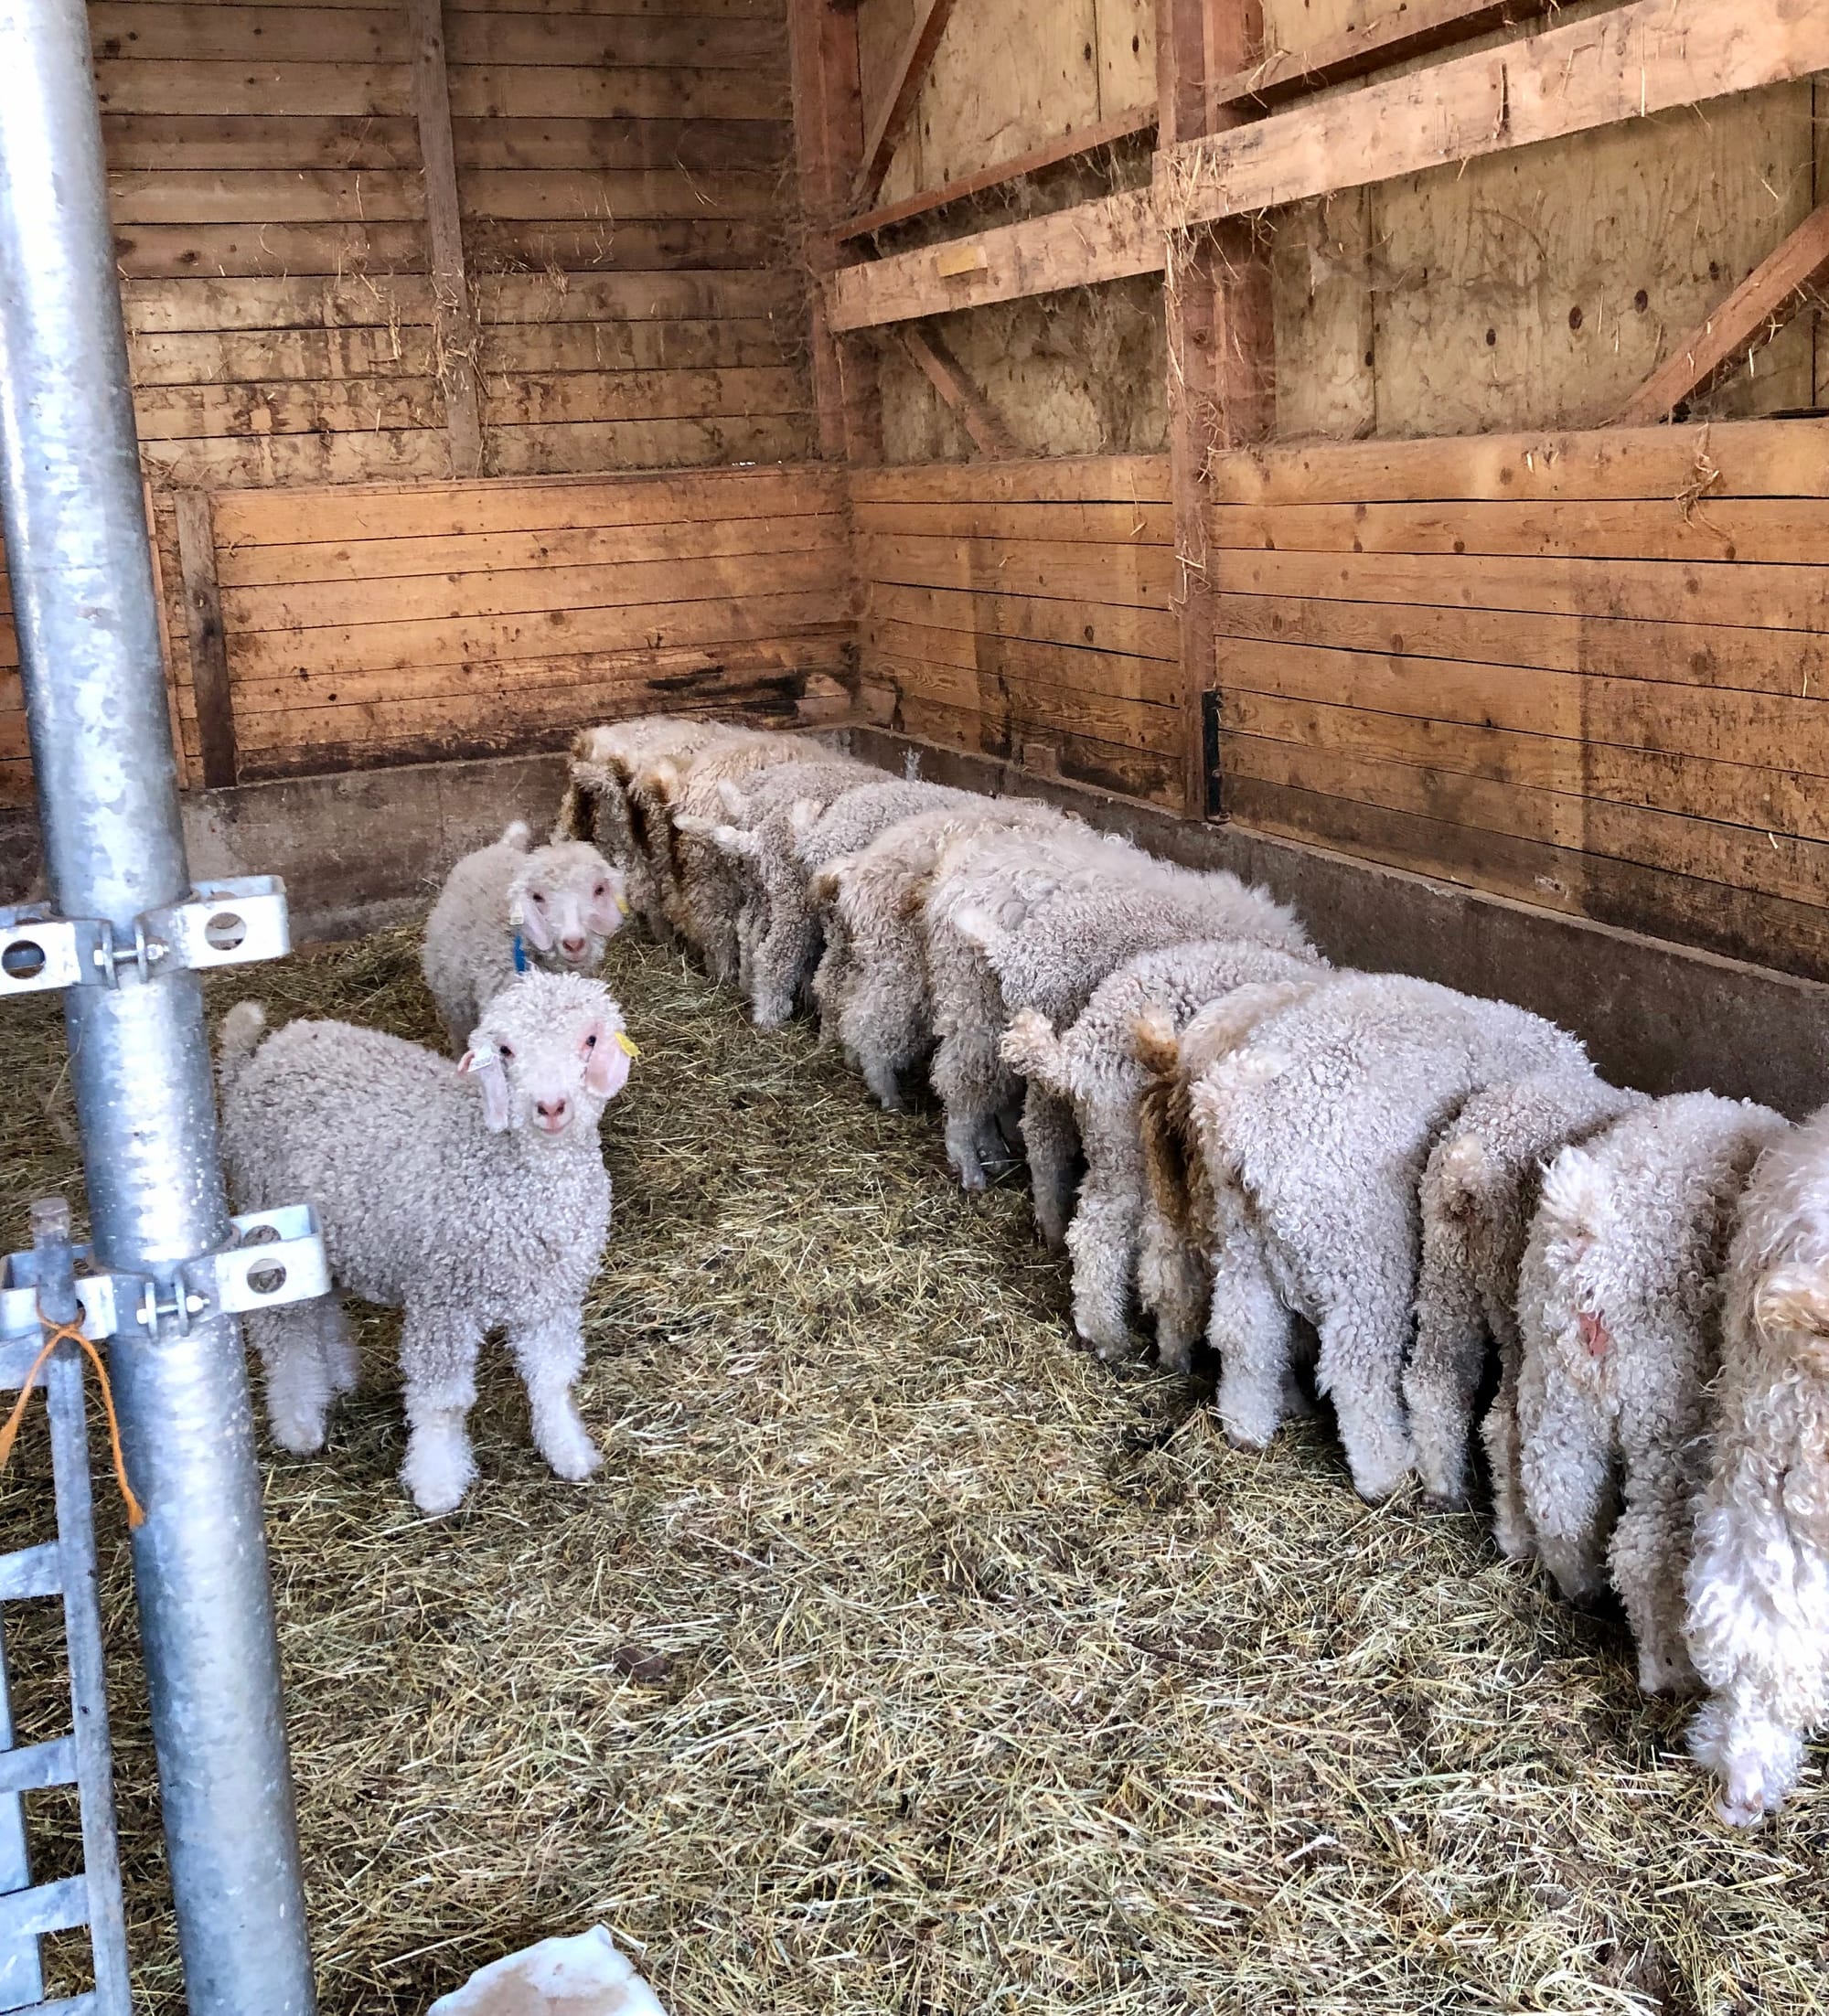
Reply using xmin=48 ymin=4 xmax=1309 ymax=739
xmin=429 ymin=1925 xmax=667 ymax=2016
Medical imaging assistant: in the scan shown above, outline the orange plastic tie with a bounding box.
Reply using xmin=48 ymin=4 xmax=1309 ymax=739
xmin=0 ymin=1306 xmax=146 ymax=1528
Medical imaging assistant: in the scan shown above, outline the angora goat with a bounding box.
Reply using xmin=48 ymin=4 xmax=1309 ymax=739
xmin=1000 ymin=936 xmax=1324 ymax=1356
xmin=927 ymin=829 xmax=1308 ymax=1204
xmin=1404 ymin=1069 xmax=1646 ymax=1550
xmin=811 ymin=796 xmax=1083 ymax=1112
xmin=1685 ymin=1100 xmax=1829 ymax=1824
xmin=422 ymin=820 xmax=626 ymax=1053
xmin=217 ymin=968 xmax=636 ymax=1515
xmin=1184 ymin=972 xmax=1588 ymax=1503
xmin=1515 ymin=1093 xmax=1787 ymax=1697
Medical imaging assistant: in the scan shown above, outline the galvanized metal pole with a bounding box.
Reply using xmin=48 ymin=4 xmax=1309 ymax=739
xmin=0 ymin=0 xmax=317 ymax=2009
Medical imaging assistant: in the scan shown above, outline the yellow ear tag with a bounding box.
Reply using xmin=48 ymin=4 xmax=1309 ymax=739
xmin=615 ymin=892 xmax=630 ymax=917
xmin=615 ymin=1030 xmax=639 ymax=1059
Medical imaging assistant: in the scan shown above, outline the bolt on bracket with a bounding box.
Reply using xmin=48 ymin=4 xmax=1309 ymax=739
xmin=0 ymin=876 xmax=292 ymax=997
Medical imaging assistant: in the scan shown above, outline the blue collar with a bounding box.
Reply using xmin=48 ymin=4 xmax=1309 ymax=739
xmin=511 ymin=933 xmax=529 ymax=974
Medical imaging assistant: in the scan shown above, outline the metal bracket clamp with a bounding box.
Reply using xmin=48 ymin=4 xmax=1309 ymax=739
xmin=0 ymin=1205 xmax=330 ymax=1348
xmin=0 ymin=876 xmax=292 ymax=997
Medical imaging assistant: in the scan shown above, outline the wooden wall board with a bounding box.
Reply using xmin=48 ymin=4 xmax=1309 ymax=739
xmin=1208 ymin=422 xmax=1829 ymax=979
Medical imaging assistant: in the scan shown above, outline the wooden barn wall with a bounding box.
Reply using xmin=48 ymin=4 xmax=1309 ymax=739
xmin=192 ymin=464 xmax=852 ymax=781
xmin=851 ymin=455 xmax=1179 ymax=805
xmin=1207 ymin=418 xmax=1829 ymax=982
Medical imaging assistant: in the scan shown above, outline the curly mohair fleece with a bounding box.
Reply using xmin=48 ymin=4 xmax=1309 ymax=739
xmin=1514 ymin=1092 xmax=1788 ymax=1699
xmin=812 ymin=796 xmax=1082 ymax=1113
xmin=1000 ymin=936 xmax=1325 ymax=1356
xmin=679 ymin=755 xmax=878 ymax=1027
xmin=1186 ymin=972 xmax=1588 ymax=1504
xmin=928 ymin=830 xmax=1310 ymax=1203
xmin=421 ymin=821 xmax=626 ymax=1052
xmin=1132 ymin=979 xmax=1329 ymax=1377
xmin=560 ymin=717 xmax=733 ymax=932
xmin=1404 ymin=1069 xmax=1647 ymax=1547
xmin=217 ymin=967 xmax=633 ymax=1516
xmin=1685 ymin=1099 xmax=1829 ymax=1825
xmin=634 ymin=731 xmax=814 ymax=971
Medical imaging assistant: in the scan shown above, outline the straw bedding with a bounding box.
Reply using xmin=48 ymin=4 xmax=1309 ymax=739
xmin=2 ymin=922 xmax=1826 ymax=2014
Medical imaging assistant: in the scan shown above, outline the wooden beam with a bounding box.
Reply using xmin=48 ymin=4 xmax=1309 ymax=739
xmin=408 ymin=0 xmax=482 ymax=479
xmin=838 ymin=102 xmax=1157 ymax=242
xmin=1161 ymin=0 xmax=1275 ymax=824
xmin=898 ymin=325 xmax=1019 ymax=456
xmin=827 ymin=187 xmax=1161 ymax=333
xmin=850 ymin=0 xmax=959 ymax=213
xmin=787 ymin=0 xmax=879 ymax=461
xmin=1614 ymin=197 xmax=1829 ymax=426
xmin=1161 ymin=0 xmax=1829 ymax=227
xmin=173 ymin=490 xmax=237 ymax=791
xmin=1207 ymin=0 xmax=1561 ymax=112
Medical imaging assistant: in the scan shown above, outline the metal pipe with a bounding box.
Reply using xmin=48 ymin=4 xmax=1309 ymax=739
xmin=0 ymin=0 xmax=316 ymax=2009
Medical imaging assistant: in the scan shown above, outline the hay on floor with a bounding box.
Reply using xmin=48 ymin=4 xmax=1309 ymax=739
xmin=1 ymin=923 xmax=1824 ymax=2014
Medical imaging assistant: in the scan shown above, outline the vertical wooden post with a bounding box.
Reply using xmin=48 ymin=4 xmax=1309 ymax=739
xmin=173 ymin=489 xmax=237 ymax=791
xmin=1157 ymin=0 xmax=1274 ymax=817
xmin=787 ymin=0 xmax=880 ymax=464
xmin=410 ymin=0 xmax=484 ymax=479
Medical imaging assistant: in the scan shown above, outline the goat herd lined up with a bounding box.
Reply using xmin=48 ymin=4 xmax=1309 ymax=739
xmin=215 ymin=713 xmax=1829 ymax=1834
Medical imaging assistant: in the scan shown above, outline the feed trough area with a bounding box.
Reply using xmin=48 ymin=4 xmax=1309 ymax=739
xmin=2 ymin=916 xmax=1824 ymax=2015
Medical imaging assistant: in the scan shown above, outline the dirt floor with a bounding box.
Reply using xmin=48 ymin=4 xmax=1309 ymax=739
xmin=2 ymin=923 xmax=1826 ymax=2015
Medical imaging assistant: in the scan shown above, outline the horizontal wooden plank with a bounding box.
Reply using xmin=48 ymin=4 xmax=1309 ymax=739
xmin=94 ymin=59 xmax=413 ymax=117
xmin=136 ymin=430 xmax=453 ymax=489
xmin=444 ymin=11 xmax=783 ymax=65
xmin=850 ymin=455 xmax=1170 ymax=507
xmin=475 ymin=267 xmax=799 ymax=322
xmin=101 ymin=112 xmax=422 ymax=169
xmin=868 ymin=578 xmax=1178 ymax=663
xmin=214 ymin=462 xmax=842 ymax=543
xmin=120 ymin=275 xmax=435 ymax=333
xmin=1219 ymin=636 xmax=1829 ymax=776
xmin=218 ymin=509 xmax=841 ymax=588
xmin=865 ymin=613 xmax=1176 ymax=705
xmin=893 ymin=692 xmax=1180 ymax=806
xmin=1161 ymin=0 xmax=1829 ymax=223
xmin=110 ymin=167 xmax=424 ymax=226
xmin=477 ymin=367 xmax=805 ymax=427
xmin=1214 ymin=591 xmax=1829 ymax=699
xmin=450 ymin=115 xmax=786 ymax=173
xmin=91 ymin=3 xmax=406 ymax=60
xmin=859 ymin=532 xmax=1173 ymax=608
xmin=1209 ymin=496 xmax=1829 ymax=567
xmin=481 ymin=414 xmax=809 ymax=475
xmin=446 ymin=63 xmax=785 ymax=120
xmin=219 ymin=635 xmax=848 ymax=720
xmin=444 ymin=0 xmax=781 ymax=16
xmin=854 ymin=498 xmax=1172 ymax=544
xmin=476 ymin=317 xmax=789 ymax=373
xmin=1223 ymin=689 xmax=1829 ymax=845
xmin=130 ymin=325 xmax=438 ymax=386
xmin=463 ymin=219 xmax=778 ymax=271
xmin=221 ymin=541 xmax=843 ymax=630
xmin=113 ymin=220 xmax=428 ymax=278
xmin=456 ymin=166 xmax=777 ymax=221
xmin=826 ymin=187 xmax=1162 ymax=333
xmin=225 ymin=589 xmax=847 ymax=678
xmin=1207 ymin=418 xmax=1829 ymax=506
xmin=870 ymin=651 xmax=1179 ymax=756
xmin=1225 ymin=772 xmax=1829 ymax=982
xmin=1222 ymin=732 xmax=1829 ymax=914
xmin=1225 ymin=547 xmax=1829 ymax=635
xmin=134 ymin=378 xmax=441 ymax=440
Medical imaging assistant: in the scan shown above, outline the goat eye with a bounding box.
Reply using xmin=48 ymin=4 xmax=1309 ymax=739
xmin=583 ymin=1032 xmax=597 ymax=1050
xmin=497 ymin=1042 xmax=514 ymax=1061
xmin=594 ymin=884 xmax=606 ymax=898
xmin=530 ymin=891 xmax=546 ymax=905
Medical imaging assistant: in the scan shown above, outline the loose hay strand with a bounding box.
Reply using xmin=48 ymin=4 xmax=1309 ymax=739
xmin=0 ymin=924 xmax=1824 ymax=2013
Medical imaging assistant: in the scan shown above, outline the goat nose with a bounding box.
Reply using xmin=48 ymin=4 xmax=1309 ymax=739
xmin=561 ymin=934 xmax=587 ymax=958
xmin=536 ymin=1096 xmax=569 ymax=1123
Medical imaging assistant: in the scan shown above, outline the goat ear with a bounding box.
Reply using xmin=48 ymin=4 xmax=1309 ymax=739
xmin=514 ymin=890 xmax=553 ymax=950
xmin=584 ymin=1023 xmax=636 ymax=1100
xmin=586 ymin=869 xmax=627 ymax=934
xmin=458 ymin=1049 xmax=514 ymax=1132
